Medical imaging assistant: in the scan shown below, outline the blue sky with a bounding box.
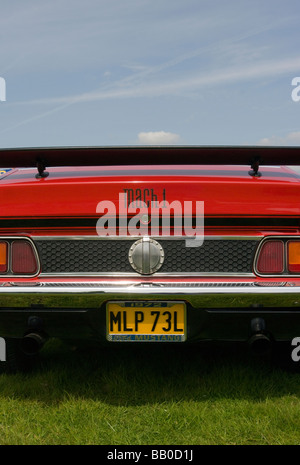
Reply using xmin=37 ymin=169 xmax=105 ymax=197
xmin=0 ymin=0 xmax=300 ymax=148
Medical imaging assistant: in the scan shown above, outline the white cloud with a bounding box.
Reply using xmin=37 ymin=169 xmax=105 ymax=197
xmin=137 ymin=131 xmax=180 ymax=145
xmin=259 ymin=131 xmax=300 ymax=145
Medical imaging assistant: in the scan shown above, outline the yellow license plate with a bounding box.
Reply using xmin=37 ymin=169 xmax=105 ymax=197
xmin=106 ymin=301 xmax=186 ymax=342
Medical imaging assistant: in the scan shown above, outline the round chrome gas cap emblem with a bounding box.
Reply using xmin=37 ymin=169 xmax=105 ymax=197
xmin=128 ymin=237 xmax=164 ymax=275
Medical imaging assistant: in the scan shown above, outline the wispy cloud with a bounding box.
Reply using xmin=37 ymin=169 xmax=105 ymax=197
xmin=0 ymin=102 xmax=73 ymax=135
xmin=2 ymin=53 xmax=300 ymax=137
xmin=11 ymin=55 xmax=300 ymax=107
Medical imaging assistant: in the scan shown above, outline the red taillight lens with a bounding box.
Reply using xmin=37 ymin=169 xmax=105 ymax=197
xmin=11 ymin=241 xmax=38 ymax=274
xmin=257 ymin=241 xmax=284 ymax=274
xmin=0 ymin=242 xmax=8 ymax=273
xmin=288 ymin=241 xmax=300 ymax=272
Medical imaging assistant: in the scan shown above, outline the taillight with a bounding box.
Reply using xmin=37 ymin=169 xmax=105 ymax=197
xmin=0 ymin=238 xmax=39 ymax=276
xmin=11 ymin=240 xmax=38 ymax=274
xmin=0 ymin=242 xmax=8 ymax=273
xmin=288 ymin=241 xmax=300 ymax=273
xmin=256 ymin=240 xmax=284 ymax=274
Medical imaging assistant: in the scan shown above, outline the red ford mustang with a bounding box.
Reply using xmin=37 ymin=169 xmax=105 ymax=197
xmin=0 ymin=145 xmax=300 ymax=371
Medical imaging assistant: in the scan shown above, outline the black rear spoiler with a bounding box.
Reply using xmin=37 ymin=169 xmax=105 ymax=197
xmin=0 ymin=146 xmax=299 ymax=178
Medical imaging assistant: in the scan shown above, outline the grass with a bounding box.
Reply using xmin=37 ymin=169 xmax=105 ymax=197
xmin=0 ymin=339 xmax=300 ymax=444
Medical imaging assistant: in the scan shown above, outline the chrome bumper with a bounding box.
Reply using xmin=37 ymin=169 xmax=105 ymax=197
xmin=0 ymin=282 xmax=300 ymax=342
xmin=0 ymin=281 xmax=299 ymax=308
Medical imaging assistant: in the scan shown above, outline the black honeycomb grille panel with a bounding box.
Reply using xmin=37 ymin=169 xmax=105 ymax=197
xmin=35 ymin=239 xmax=258 ymax=274
xmin=36 ymin=240 xmax=135 ymax=273
xmin=161 ymin=240 xmax=257 ymax=273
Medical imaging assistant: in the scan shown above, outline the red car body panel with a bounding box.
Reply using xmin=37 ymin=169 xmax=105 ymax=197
xmin=0 ymin=164 xmax=299 ymax=222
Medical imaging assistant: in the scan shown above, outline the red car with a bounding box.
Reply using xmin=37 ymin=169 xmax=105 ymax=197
xmin=0 ymin=146 xmax=300 ymax=371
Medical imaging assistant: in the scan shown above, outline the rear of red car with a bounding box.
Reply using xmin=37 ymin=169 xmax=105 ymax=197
xmin=0 ymin=146 xmax=300 ymax=371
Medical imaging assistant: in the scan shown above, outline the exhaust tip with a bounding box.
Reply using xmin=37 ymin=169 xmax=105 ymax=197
xmin=248 ymin=318 xmax=272 ymax=355
xmin=21 ymin=332 xmax=46 ymax=355
xmin=248 ymin=333 xmax=272 ymax=355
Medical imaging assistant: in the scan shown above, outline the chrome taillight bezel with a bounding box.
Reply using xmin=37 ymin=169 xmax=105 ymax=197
xmin=0 ymin=237 xmax=40 ymax=277
xmin=254 ymin=236 xmax=300 ymax=277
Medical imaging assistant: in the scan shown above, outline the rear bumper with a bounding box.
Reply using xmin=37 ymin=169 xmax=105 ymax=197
xmin=1 ymin=281 xmax=300 ymax=343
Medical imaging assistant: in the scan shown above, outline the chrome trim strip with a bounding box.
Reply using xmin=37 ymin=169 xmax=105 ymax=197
xmin=39 ymin=272 xmax=255 ymax=277
xmin=32 ymin=235 xmax=263 ymax=241
xmin=1 ymin=283 xmax=298 ymax=293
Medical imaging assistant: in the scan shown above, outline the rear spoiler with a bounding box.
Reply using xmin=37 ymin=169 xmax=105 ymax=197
xmin=0 ymin=145 xmax=299 ymax=177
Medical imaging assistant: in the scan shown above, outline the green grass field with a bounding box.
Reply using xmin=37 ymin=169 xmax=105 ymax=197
xmin=0 ymin=339 xmax=300 ymax=445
